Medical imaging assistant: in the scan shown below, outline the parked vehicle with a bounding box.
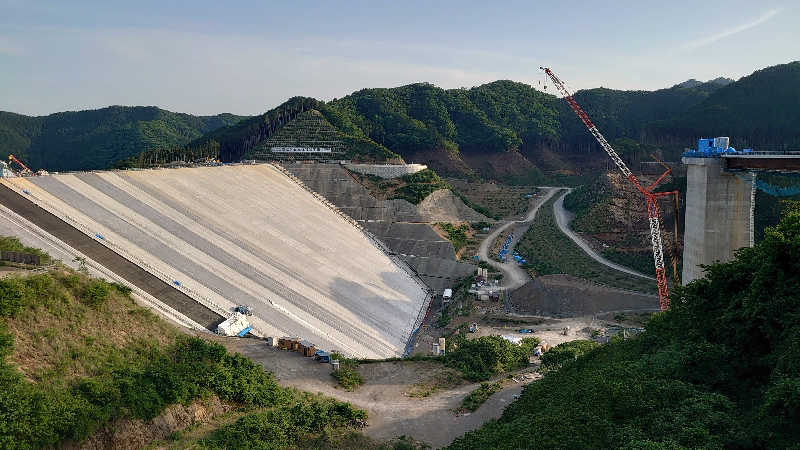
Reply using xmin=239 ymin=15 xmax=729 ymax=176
xmin=235 ymin=304 xmax=254 ymax=316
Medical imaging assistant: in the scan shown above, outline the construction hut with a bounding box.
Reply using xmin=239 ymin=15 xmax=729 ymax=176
xmin=299 ymin=340 xmax=316 ymax=357
xmin=278 ymin=336 xmax=300 ymax=351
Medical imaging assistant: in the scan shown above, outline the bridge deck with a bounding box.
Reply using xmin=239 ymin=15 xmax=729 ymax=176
xmin=722 ymin=153 xmax=800 ymax=171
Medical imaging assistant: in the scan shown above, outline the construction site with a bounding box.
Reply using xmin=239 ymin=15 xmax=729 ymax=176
xmin=0 ymin=71 xmax=698 ymax=365
xmin=3 ymin=67 xmax=799 ymax=448
xmin=0 ymin=162 xmax=433 ymax=358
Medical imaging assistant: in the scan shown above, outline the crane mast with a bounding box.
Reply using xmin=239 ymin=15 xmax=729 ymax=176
xmin=541 ymin=67 xmax=671 ymax=310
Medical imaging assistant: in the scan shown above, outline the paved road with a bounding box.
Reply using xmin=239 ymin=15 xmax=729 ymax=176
xmin=477 ymin=187 xmax=560 ymax=290
xmin=552 ymin=188 xmax=655 ymax=280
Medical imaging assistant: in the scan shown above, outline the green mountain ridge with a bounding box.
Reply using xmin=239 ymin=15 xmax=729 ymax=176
xmin=2 ymin=61 xmax=798 ymax=177
xmin=152 ymin=61 xmax=800 ymax=179
xmin=0 ymin=106 xmax=247 ymax=171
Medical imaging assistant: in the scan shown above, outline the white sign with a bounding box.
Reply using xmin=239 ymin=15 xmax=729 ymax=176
xmin=271 ymin=147 xmax=333 ymax=153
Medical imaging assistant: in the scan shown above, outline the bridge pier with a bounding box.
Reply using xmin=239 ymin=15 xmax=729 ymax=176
xmin=682 ymin=157 xmax=754 ymax=283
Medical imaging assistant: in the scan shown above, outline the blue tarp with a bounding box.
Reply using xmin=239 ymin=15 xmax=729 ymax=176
xmin=237 ymin=326 xmax=252 ymax=337
xmin=755 ymin=179 xmax=800 ymax=197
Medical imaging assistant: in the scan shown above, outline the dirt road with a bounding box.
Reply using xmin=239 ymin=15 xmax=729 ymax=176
xmin=224 ymin=338 xmax=533 ymax=448
xmin=477 ymin=187 xmax=560 ymax=290
xmin=552 ymin=188 xmax=654 ymax=280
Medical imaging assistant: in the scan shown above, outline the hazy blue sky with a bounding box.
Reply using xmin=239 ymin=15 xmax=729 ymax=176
xmin=1 ymin=0 xmax=798 ymax=116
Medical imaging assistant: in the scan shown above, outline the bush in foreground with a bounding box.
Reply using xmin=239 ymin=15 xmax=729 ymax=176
xmin=330 ymin=353 xmax=364 ymax=391
xmin=445 ymin=335 xmax=539 ymax=381
xmin=0 ymin=265 xmax=367 ymax=449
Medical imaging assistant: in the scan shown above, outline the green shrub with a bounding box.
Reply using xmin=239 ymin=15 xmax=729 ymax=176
xmin=0 ymin=325 xmax=12 ymax=358
xmin=461 ymin=381 xmax=503 ymax=411
xmin=0 ymin=278 xmax=26 ymax=317
xmin=0 ymin=335 xmax=288 ymax=446
xmin=83 ymin=280 xmax=110 ymax=307
xmin=111 ymin=282 xmax=132 ymax=296
xmin=540 ymin=340 xmax=600 ymax=371
xmin=329 ymin=352 xmax=363 ymax=391
xmin=198 ymin=395 xmax=367 ymax=449
xmin=445 ymin=335 xmax=539 ymax=381
xmin=437 ymin=223 xmax=471 ymax=253
xmin=391 ymin=169 xmax=450 ymax=204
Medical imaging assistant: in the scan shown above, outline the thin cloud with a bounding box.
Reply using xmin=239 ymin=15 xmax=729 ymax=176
xmin=682 ymin=8 xmax=782 ymax=51
xmin=0 ymin=36 xmax=23 ymax=55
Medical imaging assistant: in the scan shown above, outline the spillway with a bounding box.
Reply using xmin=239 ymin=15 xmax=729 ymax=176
xmin=1 ymin=164 xmax=430 ymax=358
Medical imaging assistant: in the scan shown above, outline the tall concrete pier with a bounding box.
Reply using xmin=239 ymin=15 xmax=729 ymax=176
xmin=682 ymin=156 xmax=753 ymax=283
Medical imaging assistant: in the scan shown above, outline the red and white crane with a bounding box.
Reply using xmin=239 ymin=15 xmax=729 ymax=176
xmin=8 ymin=154 xmax=32 ymax=176
xmin=541 ymin=67 xmax=674 ymax=311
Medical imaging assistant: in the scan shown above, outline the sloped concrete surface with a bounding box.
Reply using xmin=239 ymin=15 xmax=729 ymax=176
xmin=2 ymin=165 xmax=428 ymax=358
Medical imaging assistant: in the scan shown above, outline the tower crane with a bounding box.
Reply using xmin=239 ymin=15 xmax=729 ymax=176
xmin=541 ymin=67 xmax=675 ymax=311
xmin=8 ymin=154 xmax=32 ymax=176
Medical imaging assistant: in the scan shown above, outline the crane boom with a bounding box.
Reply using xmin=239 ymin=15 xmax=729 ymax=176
xmin=8 ymin=154 xmax=32 ymax=175
xmin=541 ymin=67 xmax=670 ymax=310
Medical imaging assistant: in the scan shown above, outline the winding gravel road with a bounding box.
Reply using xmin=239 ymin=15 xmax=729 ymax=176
xmin=477 ymin=187 xmax=560 ymax=290
xmin=553 ymin=188 xmax=655 ymax=280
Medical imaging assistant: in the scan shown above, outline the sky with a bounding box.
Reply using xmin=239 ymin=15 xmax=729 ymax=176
xmin=1 ymin=0 xmax=798 ymax=116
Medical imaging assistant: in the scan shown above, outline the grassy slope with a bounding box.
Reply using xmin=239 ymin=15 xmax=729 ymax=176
xmin=516 ymin=194 xmax=656 ymax=293
xmin=0 ymin=260 xmax=369 ymax=449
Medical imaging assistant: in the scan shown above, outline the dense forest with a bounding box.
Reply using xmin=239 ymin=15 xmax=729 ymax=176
xmin=2 ymin=61 xmax=798 ymax=178
xmin=447 ymin=204 xmax=800 ymax=449
xmin=0 ymin=106 xmax=245 ymax=171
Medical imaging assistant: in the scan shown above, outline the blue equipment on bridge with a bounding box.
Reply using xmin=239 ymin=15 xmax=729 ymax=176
xmin=682 ymin=137 xmax=753 ymax=158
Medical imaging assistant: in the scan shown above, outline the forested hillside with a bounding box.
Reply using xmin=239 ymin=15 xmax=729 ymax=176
xmin=448 ymin=205 xmax=800 ymax=449
xmin=3 ymin=61 xmax=798 ymax=177
xmin=178 ymin=96 xmax=401 ymax=164
xmin=0 ymin=106 xmax=245 ymax=171
xmin=651 ymin=62 xmax=800 ymax=150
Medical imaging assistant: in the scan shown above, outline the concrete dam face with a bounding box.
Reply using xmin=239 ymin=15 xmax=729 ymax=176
xmin=1 ymin=164 xmax=429 ymax=358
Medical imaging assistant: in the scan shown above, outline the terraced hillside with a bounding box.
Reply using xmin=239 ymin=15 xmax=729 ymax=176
xmin=245 ymin=109 xmax=345 ymax=160
xmin=0 ymin=165 xmax=429 ymax=358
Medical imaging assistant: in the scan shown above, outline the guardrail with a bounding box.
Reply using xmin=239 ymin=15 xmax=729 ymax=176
xmin=723 ymin=151 xmax=800 ymax=156
xmin=684 ymin=150 xmax=800 ymax=159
